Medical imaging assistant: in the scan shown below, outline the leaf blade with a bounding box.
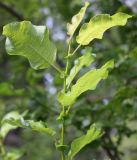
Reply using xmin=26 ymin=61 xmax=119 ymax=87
xmin=67 ymin=124 xmax=103 ymax=160
xmin=0 ymin=111 xmax=21 ymax=138
xmin=76 ymin=12 xmax=132 ymax=45
xmin=3 ymin=21 xmax=57 ymax=70
xmin=66 ymin=47 xmax=95 ymax=87
xmin=58 ymin=60 xmax=114 ymax=106
xmin=67 ymin=2 xmax=89 ymax=37
xmin=2 ymin=117 xmax=56 ymax=137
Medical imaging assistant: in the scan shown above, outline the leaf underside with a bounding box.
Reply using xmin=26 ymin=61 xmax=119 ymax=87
xmin=3 ymin=21 xmax=57 ymax=70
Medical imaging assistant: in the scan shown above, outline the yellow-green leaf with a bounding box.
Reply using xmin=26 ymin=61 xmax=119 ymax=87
xmin=67 ymin=2 xmax=89 ymax=37
xmin=67 ymin=124 xmax=102 ymax=160
xmin=58 ymin=60 xmax=114 ymax=106
xmin=66 ymin=47 xmax=95 ymax=87
xmin=3 ymin=21 xmax=57 ymax=70
xmin=0 ymin=111 xmax=21 ymax=138
xmin=76 ymin=12 xmax=132 ymax=45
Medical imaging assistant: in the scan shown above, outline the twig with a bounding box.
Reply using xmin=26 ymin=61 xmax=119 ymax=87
xmin=0 ymin=2 xmax=24 ymax=20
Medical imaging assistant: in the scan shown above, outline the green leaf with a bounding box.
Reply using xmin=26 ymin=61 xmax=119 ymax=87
xmin=3 ymin=117 xmax=56 ymax=137
xmin=67 ymin=2 xmax=89 ymax=37
xmin=66 ymin=47 xmax=95 ymax=87
xmin=0 ymin=111 xmax=21 ymax=138
xmin=67 ymin=124 xmax=103 ymax=160
xmin=5 ymin=150 xmax=23 ymax=160
xmin=76 ymin=12 xmax=132 ymax=45
xmin=58 ymin=60 xmax=114 ymax=106
xmin=0 ymin=82 xmax=25 ymax=96
xmin=3 ymin=21 xmax=57 ymax=70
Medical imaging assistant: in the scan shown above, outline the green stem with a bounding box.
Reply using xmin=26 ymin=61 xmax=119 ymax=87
xmin=61 ymin=105 xmax=65 ymax=160
xmin=52 ymin=63 xmax=63 ymax=74
xmin=71 ymin=44 xmax=81 ymax=56
xmin=0 ymin=139 xmax=6 ymax=159
xmin=60 ymin=43 xmax=71 ymax=160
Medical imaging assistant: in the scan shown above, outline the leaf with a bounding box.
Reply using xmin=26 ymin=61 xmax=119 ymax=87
xmin=3 ymin=117 xmax=56 ymax=137
xmin=67 ymin=2 xmax=89 ymax=37
xmin=0 ymin=82 xmax=25 ymax=96
xmin=0 ymin=111 xmax=21 ymax=138
xmin=76 ymin=12 xmax=132 ymax=45
xmin=3 ymin=21 xmax=57 ymax=70
xmin=67 ymin=124 xmax=103 ymax=160
xmin=66 ymin=47 xmax=95 ymax=87
xmin=5 ymin=150 xmax=23 ymax=160
xmin=58 ymin=60 xmax=114 ymax=106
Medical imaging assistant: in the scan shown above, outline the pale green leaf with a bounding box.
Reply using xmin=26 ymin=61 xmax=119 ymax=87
xmin=76 ymin=12 xmax=132 ymax=45
xmin=66 ymin=47 xmax=95 ymax=87
xmin=0 ymin=111 xmax=21 ymax=138
xmin=67 ymin=124 xmax=103 ymax=160
xmin=3 ymin=117 xmax=56 ymax=137
xmin=3 ymin=21 xmax=57 ymax=69
xmin=5 ymin=150 xmax=23 ymax=160
xmin=58 ymin=60 xmax=114 ymax=106
xmin=67 ymin=2 xmax=89 ymax=37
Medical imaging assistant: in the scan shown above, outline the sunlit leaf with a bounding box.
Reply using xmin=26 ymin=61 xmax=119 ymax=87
xmin=67 ymin=124 xmax=103 ymax=160
xmin=58 ymin=60 xmax=114 ymax=106
xmin=3 ymin=117 xmax=56 ymax=137
xmin=67 ymin=2 xmax=89 ymax=37
xmin=5 ymin=150 xmax=23 ymax=160
xmin=0 ymin=111 xmax=21 ymax=138
xmin=76 ymin=12 xmax=132 ymax=45
xmin=3 ymin=21 xmax=57 ymax=69
xmin=66 ymin=47 xmax=95 ymax=87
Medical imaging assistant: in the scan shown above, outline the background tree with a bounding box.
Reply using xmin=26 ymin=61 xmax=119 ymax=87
xmin=0 ymin=0 xmax=137 ymax=160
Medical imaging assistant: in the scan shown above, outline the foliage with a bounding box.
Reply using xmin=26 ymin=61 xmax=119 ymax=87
xmin=0 ymin=0 xmax=136 ymax=160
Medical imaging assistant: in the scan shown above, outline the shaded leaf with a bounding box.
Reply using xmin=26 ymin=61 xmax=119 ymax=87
xmin=67 ymin=124 xmax=103 ymax=160
xmin=67 ymin=2 xmax=89 ymax=37
xmin=58 ymin=60 xmax=114 ymax=106
xmin=66 ymin=47 xmax=95 ymax=87
xmin=0 ymin=82 xmax=25 ymax=96
xmin=76 ymin=12 xmax=132 ymax=45
xmin=3 ymin=117 xmax=56 ymax=137
xmin=66 ymin=48 xmax=94 ymax=86
xmin=3 ymin=21 xmax=57 ymax=69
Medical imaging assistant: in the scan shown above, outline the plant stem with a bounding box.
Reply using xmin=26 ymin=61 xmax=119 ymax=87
xmin=61 ymin=105 xmax=65 ymax=160
xmin=71 ymin=44 xmax=81 ymax=56
xmin=60 ymin=43 xmax=71 ymax=160
xmin=0 ymin=139 xmax=6 ymax=159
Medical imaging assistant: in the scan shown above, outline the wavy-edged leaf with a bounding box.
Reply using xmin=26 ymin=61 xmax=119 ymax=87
xmin=3 ymin=117 xmax=56 ymax=137
xmin=66 ymin=47 xmax=95 ymax=87
xmin=3 ymin=21 xmax=57 ymax=69
xmin=67 ymin=2 xmax=89 ymax=37
xmin=76 ymin=12 xmax=132 ymax=45
xmin=58 ymin=60 xmax=114 ymax=106
xmin=0 ymin=111 xmax=21 ymax=138
xmin=67 ymin=124 xmax=103 ymax=160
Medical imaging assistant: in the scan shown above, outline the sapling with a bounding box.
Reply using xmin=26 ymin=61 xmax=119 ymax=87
xmin=0 ymin=2 xmax=132 ymax=160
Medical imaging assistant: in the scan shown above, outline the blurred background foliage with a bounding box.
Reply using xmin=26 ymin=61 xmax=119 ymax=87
xmin=0 ymin=0 xmax=137 ymax=160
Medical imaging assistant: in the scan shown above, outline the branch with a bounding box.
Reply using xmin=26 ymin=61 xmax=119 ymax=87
xmin=0 ymin=2 xmax=24 ymax=20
